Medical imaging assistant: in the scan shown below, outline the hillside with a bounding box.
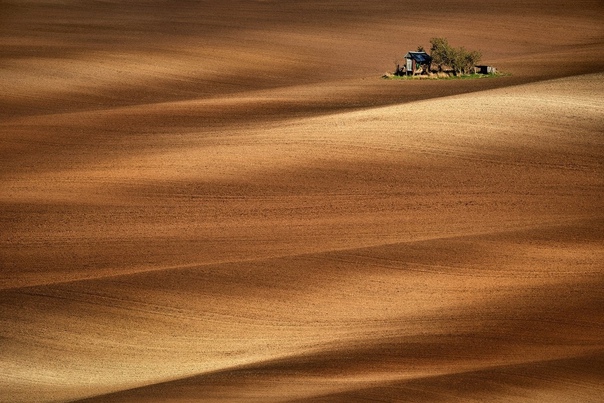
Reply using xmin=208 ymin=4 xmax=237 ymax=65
xmin=1 ymin=1 xmax=603 ymax=402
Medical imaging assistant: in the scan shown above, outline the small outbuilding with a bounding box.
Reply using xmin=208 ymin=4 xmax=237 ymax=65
xmin=403 ymin=51 xmax=432 ymax=75
xmin=475 ymin=65 xmax=497 ymax=74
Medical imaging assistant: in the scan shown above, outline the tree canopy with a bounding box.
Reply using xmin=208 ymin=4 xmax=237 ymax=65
xmin=429 ymin=37 xmax=482 ymax=75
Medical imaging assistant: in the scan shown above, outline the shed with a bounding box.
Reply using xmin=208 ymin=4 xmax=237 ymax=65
xmin=475 ymin=65 xmax=497 ymax=74
xmin=403 ymin=51 xmax=432 ymax=75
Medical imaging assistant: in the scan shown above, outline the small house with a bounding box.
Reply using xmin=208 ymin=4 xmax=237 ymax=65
xmin=403 ymin=51 xmax=432 ymax=75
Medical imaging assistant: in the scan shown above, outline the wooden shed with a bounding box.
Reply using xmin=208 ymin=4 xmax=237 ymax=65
xmin=475 ymin=65 xmax=497 ymax=74
xmin=403 ymin=51 xmax=432 ymax=75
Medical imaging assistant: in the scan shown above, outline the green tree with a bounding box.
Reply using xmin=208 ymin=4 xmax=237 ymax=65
xmin=463 ymin=49 xmax=482 ymax=74
xmin=429 ymin=37 xmax=453 ymax=72
xmin=429 ymin=37 xmax=482 ymax=75
xmin=449 ymin=47 xmax=464 ymax=75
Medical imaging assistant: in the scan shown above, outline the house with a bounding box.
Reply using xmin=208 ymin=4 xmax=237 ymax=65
xmin=403 ymin=51 xmax=432 ymax=75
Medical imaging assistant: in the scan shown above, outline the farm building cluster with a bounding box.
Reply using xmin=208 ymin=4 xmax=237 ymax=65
xmin=397 ymin=51 xmax=496 ymax=76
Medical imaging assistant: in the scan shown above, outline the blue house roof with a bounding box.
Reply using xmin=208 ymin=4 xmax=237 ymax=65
xmin=404 ymin=51 xmax=432 ymax=64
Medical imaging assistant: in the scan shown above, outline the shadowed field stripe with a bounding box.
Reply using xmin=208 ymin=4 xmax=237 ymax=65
xmin=2 ymin=216 xmax=599 ymax=292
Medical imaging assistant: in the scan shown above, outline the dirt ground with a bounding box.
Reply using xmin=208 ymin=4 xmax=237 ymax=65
xmin=1 ymin=1 xmax=603 ymax=402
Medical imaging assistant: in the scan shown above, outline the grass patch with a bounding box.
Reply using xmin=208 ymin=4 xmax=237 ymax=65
xmin=382 ymin=72 xmax=508 ymax=80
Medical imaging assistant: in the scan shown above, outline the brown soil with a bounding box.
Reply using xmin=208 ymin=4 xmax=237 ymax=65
xmin=1 ymin=1 xmax=603 ymax=402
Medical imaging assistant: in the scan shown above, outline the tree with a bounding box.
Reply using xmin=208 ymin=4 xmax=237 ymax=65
xmin=429 ymin=37 xmax=482 ymax=75
xmin=450 ymin=47 xmax=466 ymax=75
xmin=463 ymin=49 xmax=482 ymax=74
xmin=429 ymin=37 xmax=453 ymax=72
